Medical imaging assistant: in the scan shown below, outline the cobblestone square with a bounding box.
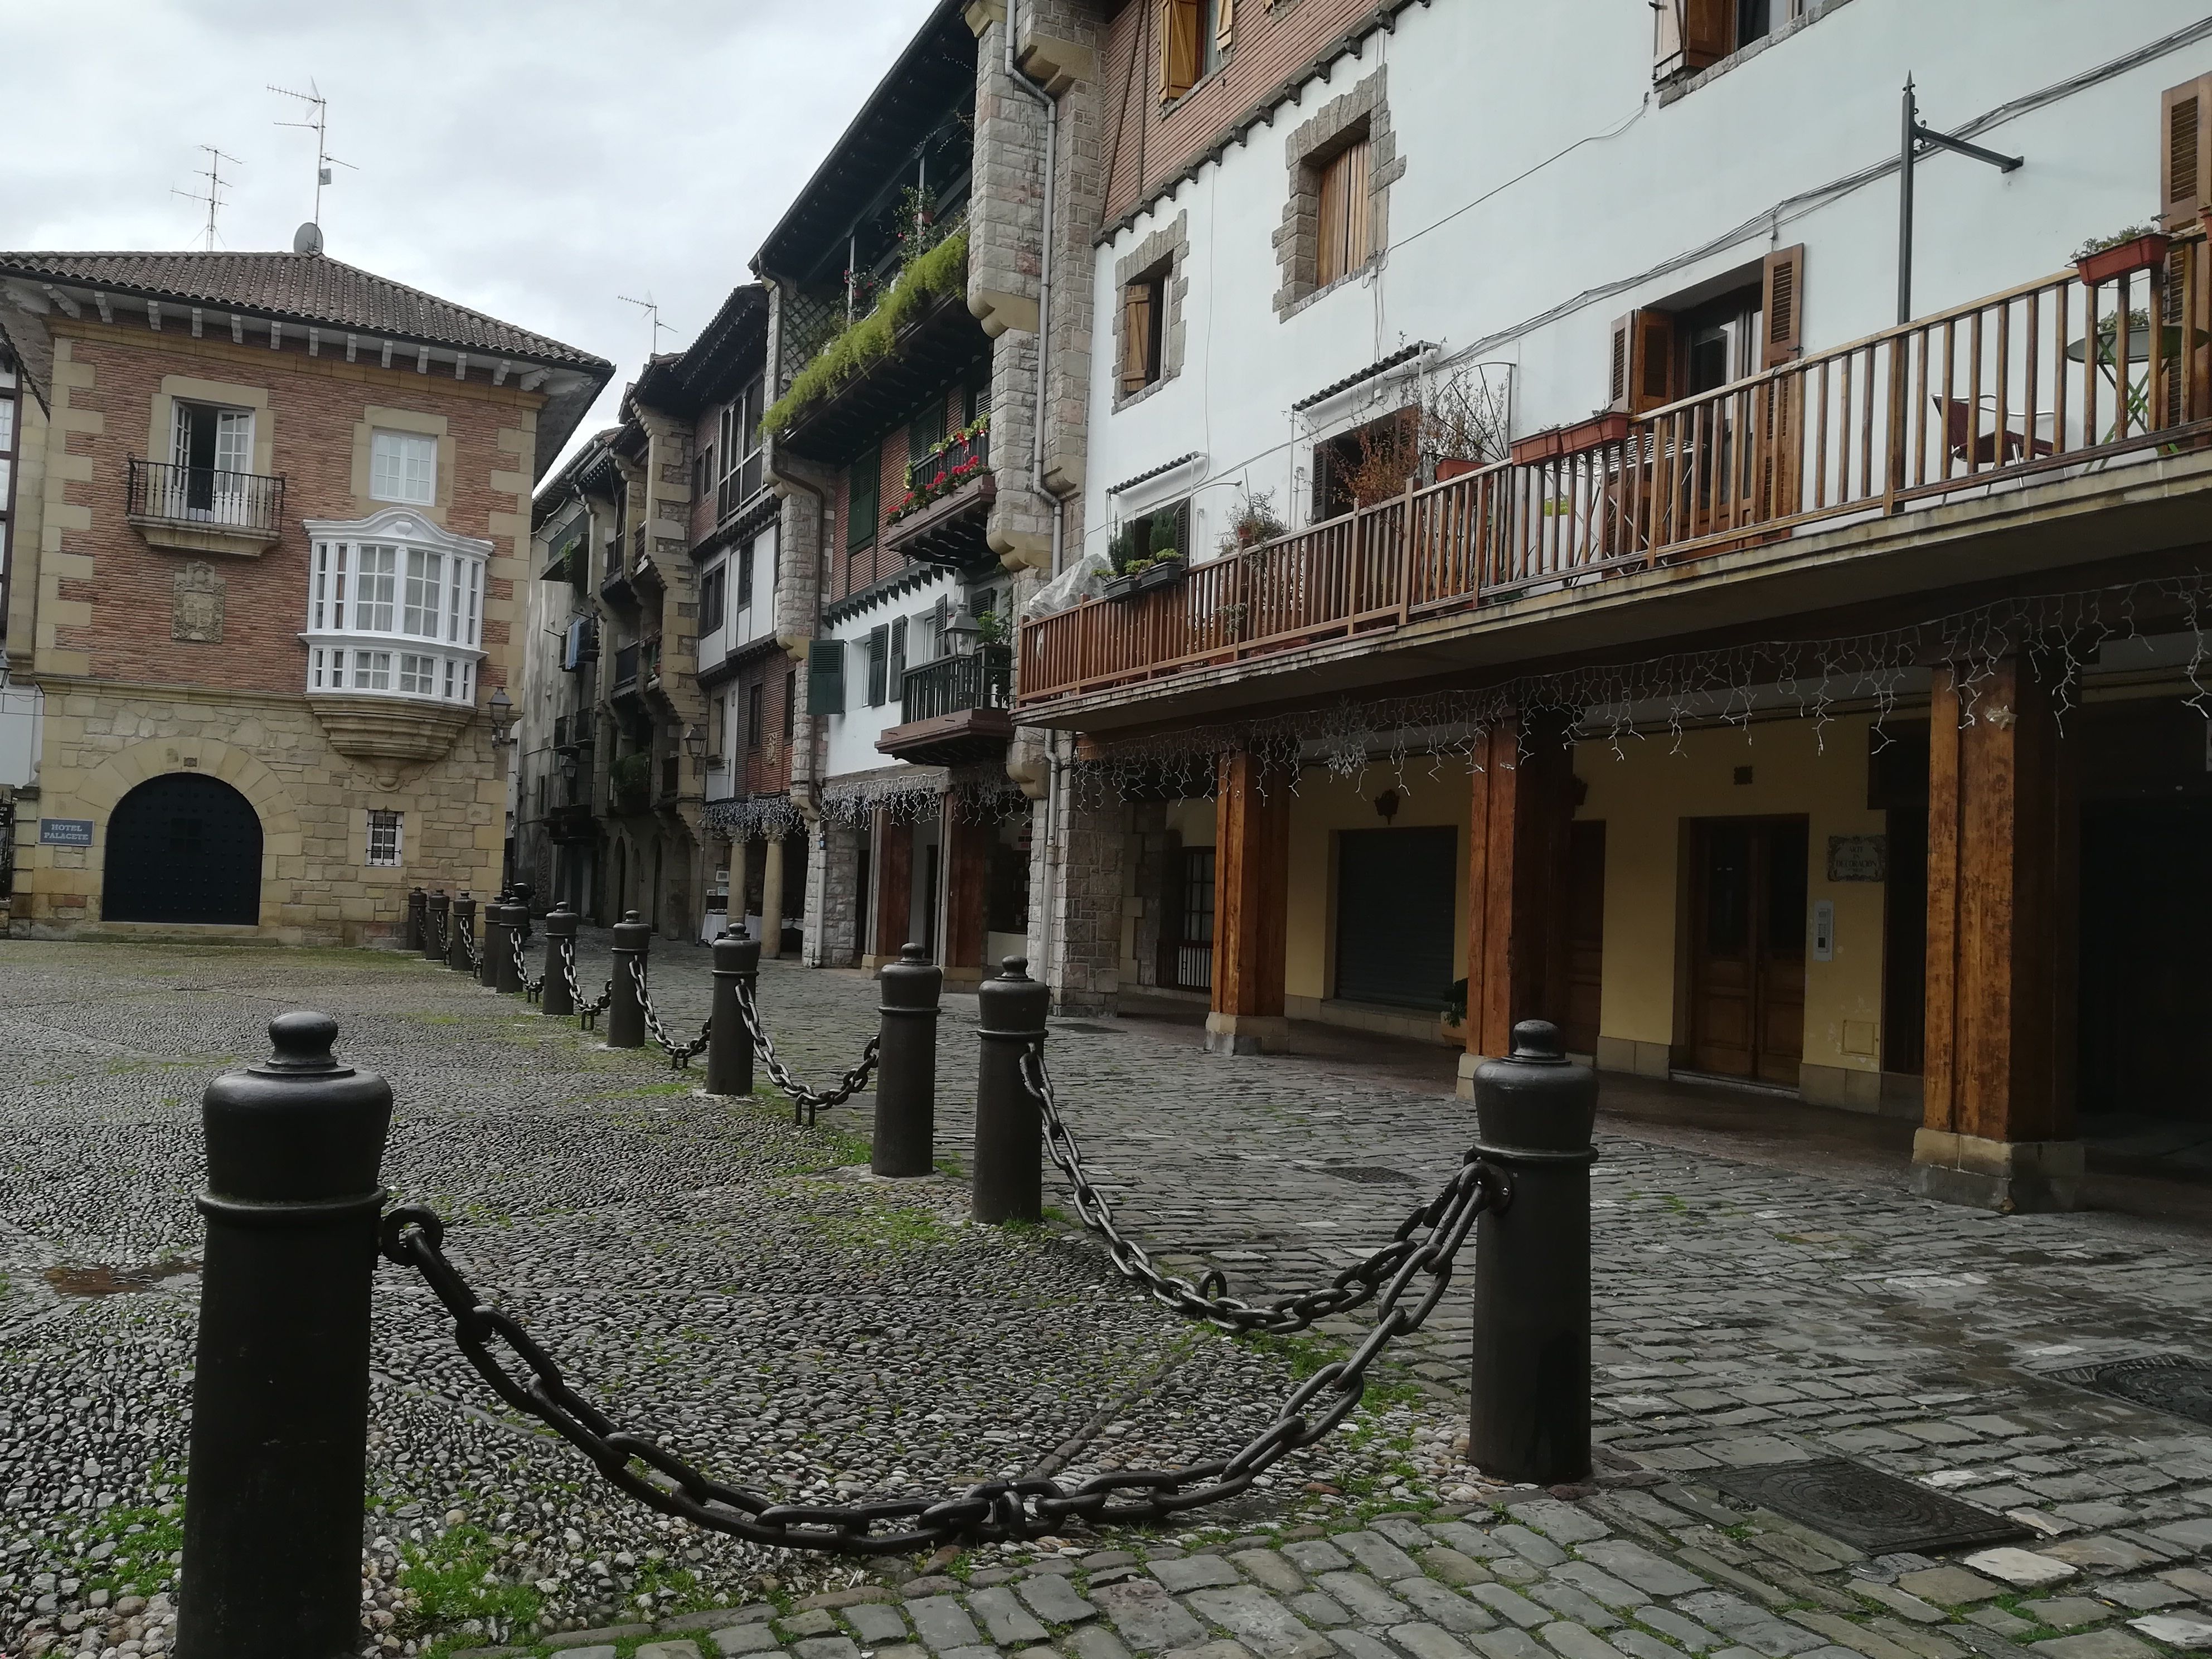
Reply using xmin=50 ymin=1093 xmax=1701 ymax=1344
xmin=8 ymin=937 xmax=2212 ymax=1659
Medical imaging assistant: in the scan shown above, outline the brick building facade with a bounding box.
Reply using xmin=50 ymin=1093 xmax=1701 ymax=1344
xmin=0 ymin=249 xmax=607 ymax=943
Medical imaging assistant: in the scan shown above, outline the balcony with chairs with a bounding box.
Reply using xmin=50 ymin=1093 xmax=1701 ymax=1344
xmin=125 ymin=457 xmax=285 ymax=556
xmin=1019 ymin=234 xmax=2212 ymax=724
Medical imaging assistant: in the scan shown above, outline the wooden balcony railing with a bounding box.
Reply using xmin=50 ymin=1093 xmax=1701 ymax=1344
xmin=1020 ymin=240 xmax=2212 ymax=705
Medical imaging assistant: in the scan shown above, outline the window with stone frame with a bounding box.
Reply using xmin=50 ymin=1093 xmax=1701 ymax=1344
xmin=1119 ymin=265 xmax=1168 ymax=395
xmin=1112 ymin=214 xmax=1189 ymax=408
xmin=1274 ymin=69 xmax=1402 ymax=321
xmin=365 ymin=809 xmax=403 ymax=868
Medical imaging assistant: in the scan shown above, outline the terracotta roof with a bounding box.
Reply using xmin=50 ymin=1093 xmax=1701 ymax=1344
xmin=0 ymin=250 xmax=606 ymax=370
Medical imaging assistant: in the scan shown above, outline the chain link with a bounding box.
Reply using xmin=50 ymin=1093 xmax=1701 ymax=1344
xmin=454 ymin=913 xmax=478 ymax=972
xmin=559 ymin=939 xmax=616 ymax=1029
xmin=511 ymin=928 xmax=546 ymax=1003
xmin=628 ymin=957 xmax=711 ymax=1068
xmin=382 ymin=1147 xmax=1495 ymax=1555
xmin=733 ymin=979 xmax=877 ymax=1126
xmin=1020 ymin=1046 xmax=1506 ymax=1337
xmin=427 ymin=909 xmax=449 ymax=957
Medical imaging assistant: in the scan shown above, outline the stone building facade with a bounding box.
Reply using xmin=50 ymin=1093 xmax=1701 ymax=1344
xmin=0 ymin=250 xmax=608 ymax=943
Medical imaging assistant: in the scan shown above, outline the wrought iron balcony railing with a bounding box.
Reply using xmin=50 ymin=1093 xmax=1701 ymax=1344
xmin=126 ymin=457 xmax=285 ymax=535
xmin=899 ymin=646 xmax=1012 ymax=724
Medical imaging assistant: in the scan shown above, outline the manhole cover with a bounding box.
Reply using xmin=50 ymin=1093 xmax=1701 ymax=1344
xmin=1321 ymin=1165 xmax=1418 ymax=1186
xmin=2050 ymin=1355 xmax=2212 ymax=1424
xmin=1706 ymin=1457 xmax=2028 ymax=1553
xmin=1051 ymin=1023 xmax=1118 ymax=1035
xmin=45 ymin=1259 xmax=199 ymax=1298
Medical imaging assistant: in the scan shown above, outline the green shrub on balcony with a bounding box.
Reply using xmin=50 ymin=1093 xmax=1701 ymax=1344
xmin=611 ymin=750 xmax=652 ymax=812
xmin=763 ymin=228 xmax=969 ymax=436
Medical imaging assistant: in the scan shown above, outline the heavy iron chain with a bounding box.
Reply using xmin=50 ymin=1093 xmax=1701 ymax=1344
xmin=1020 ymin=1047 xmax=1504 ymax=1335
xmin=628 ymin=957 xmax=711 ymax=1069
xmin=455 ymin=915 xmax=478 ymax=972
xmin=560 ymin=939 xmax=615 ymax=1027
xmin=381 ymin=1148 xmax=1495 ymax=1555
xmin=428 ymin=909 xmax=449 ymax=957
xmin=733 ymin=979 xmax=877 ymax=1126
xmin=510 ymin=929 xmax=546 ymax=1003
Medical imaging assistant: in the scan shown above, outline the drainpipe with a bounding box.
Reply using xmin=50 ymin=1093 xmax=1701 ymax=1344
xmin=1005 ymin=0 xmax=1064 ymax=575
xmin=781 ymin=469 xmax=828 ymax=822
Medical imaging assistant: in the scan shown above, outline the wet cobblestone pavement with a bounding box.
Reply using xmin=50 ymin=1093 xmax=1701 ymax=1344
xmin=9 ymin=935 xmax=2212 ymax=1659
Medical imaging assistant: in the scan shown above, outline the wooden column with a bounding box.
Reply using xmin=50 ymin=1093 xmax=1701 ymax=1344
xmin=1915 ymin=654 xmax=2080 ymax=1211
xmin=870 ymin=811 xmax=913 ymax=964
xmin=1459 ymin=719 xmax=1576 ymax=1097
xmin=1205 ymin=750 xmax=1290 ymax=1055
xmin=942 ymin=803 xmax=992 ymax=985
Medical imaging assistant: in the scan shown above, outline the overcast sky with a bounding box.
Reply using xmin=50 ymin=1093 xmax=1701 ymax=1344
xmin=2 ymin=0 xmax=942 ymax=472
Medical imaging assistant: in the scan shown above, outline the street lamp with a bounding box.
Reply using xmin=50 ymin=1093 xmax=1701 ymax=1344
xmin=488 ymin=687 xmax=516 ymax=748
xmin=942 ymin=603 xmax=981 ymax=655
xmin=682 ymin=723 xmax=705 ymax=761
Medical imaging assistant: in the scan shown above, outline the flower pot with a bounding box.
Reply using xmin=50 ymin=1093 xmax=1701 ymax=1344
xmin=1435 ymin=457 xmax=1486 ymax=482
xmin=2076 ymin=233 xmax=2169 ymax=287
xmin=1508 ymin=429 xmax=1565 ymax=467
xmin=1101 ymin=574 xmax=1143 ymax=601
xmin=1135 ymin=559 xmax=1187 ymax=592
xmin=1556 ymin=412 xmax=1633 ymax=456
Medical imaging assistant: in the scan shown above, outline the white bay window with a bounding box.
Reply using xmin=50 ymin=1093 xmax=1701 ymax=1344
xmin=301 ymin=508 xmax=490 ymax=706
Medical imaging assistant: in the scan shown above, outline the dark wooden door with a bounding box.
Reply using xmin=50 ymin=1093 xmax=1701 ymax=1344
xmin=2080 ymin=799 xmax=2212 ymax=1117
xmin=1564 ymin=821 xmax=1607 ymax=1055
xmin=1158 ymin=845 xmax=1216 ymax=992
xmin=103 ymin=773 xmax=262 ymax=925
xmin=1687 ymin=817 xmax=1806 ymax=1084
xmin=1335 ymin=826 xmax=1458 ymax=1010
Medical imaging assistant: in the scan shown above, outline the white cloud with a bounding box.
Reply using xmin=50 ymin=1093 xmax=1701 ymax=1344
xmin=1 ymin=0 xmax=943 ymax=467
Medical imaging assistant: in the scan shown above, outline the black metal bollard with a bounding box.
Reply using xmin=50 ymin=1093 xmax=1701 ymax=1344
xmin=423 ymin=890 xmax=449 ymax=963
xmin=542 ymin=901 xmax=579 ymax=1017
xmin=448 ymin=892 xmax=476 ymax=972
xmin=176 ymin=1012 xmax=392 ymax=1659
xmin=1468 ymin=1018 xmax=1597 ymax=1486
xmin=874 ymin=942 xmax=942 ymax=1178
xmin=492 ymin=895 xmax=525 ymax=995
xmin=478 ymin=891 xmax=507 ymax=988
xmin=706 ymin=929 xmax=760 ymax=1096
xmin=403 ymin=886 xmax=425 ymax=952
xmin=973 ymin=957 xmax=1049 ymax=1224
xmin=607 ymin=909 xmax=649 ymax=1049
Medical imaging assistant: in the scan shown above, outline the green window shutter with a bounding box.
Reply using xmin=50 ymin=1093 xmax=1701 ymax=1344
xmin=807 ymin=637 xmax=846 ymax=716
xmin=867 ymin=625 xmax=890 ymax=707
xmin=846 ymin=447 xmax=880 ymax=551
xmin=908 ymin=400 xmax=945 ymax=468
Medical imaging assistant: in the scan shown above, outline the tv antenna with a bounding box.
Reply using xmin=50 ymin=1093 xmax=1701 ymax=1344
xmin=617 ymin=293 xmax=678 ymax=359
xmin=269 ymin=81 xmax=357 ymax=225
xmin=172 ymin=145 xmax=243 ymax=251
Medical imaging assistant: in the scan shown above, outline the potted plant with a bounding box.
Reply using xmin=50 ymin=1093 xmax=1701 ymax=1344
xmin=1136 ymin=548 xmax=1187 ymax=591
xmin=611 ymin=750 xmax=652 ymax=814
xmin=1217 ymin=487 xmax=1287 ymax=555
xmin=1511 ymin=411 xmax=1632 ymax=467
xmin=1102 ymin=522 xmax=1149 ymax=599
xmin=2075 ymin=225 xmax=2169 ymax=287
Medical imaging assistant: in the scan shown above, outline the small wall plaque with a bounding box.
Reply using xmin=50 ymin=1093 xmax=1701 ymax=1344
xmin=1827 ymin=833 xmax=1888 ymax=882
xmin=172 ymin=560 xmax=225 ymax=644
xmin=39 ymin=818 xmax=94 ymax=847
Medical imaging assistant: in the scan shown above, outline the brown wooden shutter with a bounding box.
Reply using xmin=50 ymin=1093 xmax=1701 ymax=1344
xmin=2164 ymin=76 xmax=2212 ymax=229
xmin=1610 ymin=310 xmax=1677 ymax=414
xmin=1317 ymin=151 xmax=1346 ymax=285
xmin=1760 ymin=244 xmax=1806 ymax=370
xmin=1215 ymin=0 xmax=1235 ymax=54
xmin=1654 ymin=0 xmax=1731 ymax=79
xmin=1120 ymin=282 xmax=1154 ymax=394
xmin=1160 ymin=0 xmax=1201 ymax=100
xmin=1341 ymin=137 xmax=1373 ymax=271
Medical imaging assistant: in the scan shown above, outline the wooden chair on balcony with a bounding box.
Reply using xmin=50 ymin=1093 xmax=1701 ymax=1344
xmin=1938 ymin=396 xmax=2055 ymax=467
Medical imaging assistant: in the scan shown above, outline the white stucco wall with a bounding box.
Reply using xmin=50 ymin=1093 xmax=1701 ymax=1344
xmin=1080 ymin=0 xmax=2212 ymax=562
xmin=819 ymin=568 xmax=958 ymax=782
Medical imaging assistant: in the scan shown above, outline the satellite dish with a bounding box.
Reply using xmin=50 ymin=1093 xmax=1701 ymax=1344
xmin=292 ymin=221 xmax=324 ymax=256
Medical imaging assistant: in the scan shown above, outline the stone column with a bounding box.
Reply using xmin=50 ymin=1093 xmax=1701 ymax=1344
xmin=727 ymin=835 xmax=753 ymax=940
xmin=760 ymin=835 xmax=787 ymax=960
xmin=804 ymin=818 xmax=862 ymax=969
xmin=1206 ymin=751 xmax=1290 ymax=1055
xmin=1035 ymin=778 xmax=1124 ymax=1016
xmin=1458 ymin=720 xmax=1578 ymax=1098
xmin=1913 ymin=654 xmax=2081 ymax=1212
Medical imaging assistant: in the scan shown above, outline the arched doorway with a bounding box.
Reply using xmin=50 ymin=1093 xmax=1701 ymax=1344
xmin=103 ymin=774 xmax=263 ymax=925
